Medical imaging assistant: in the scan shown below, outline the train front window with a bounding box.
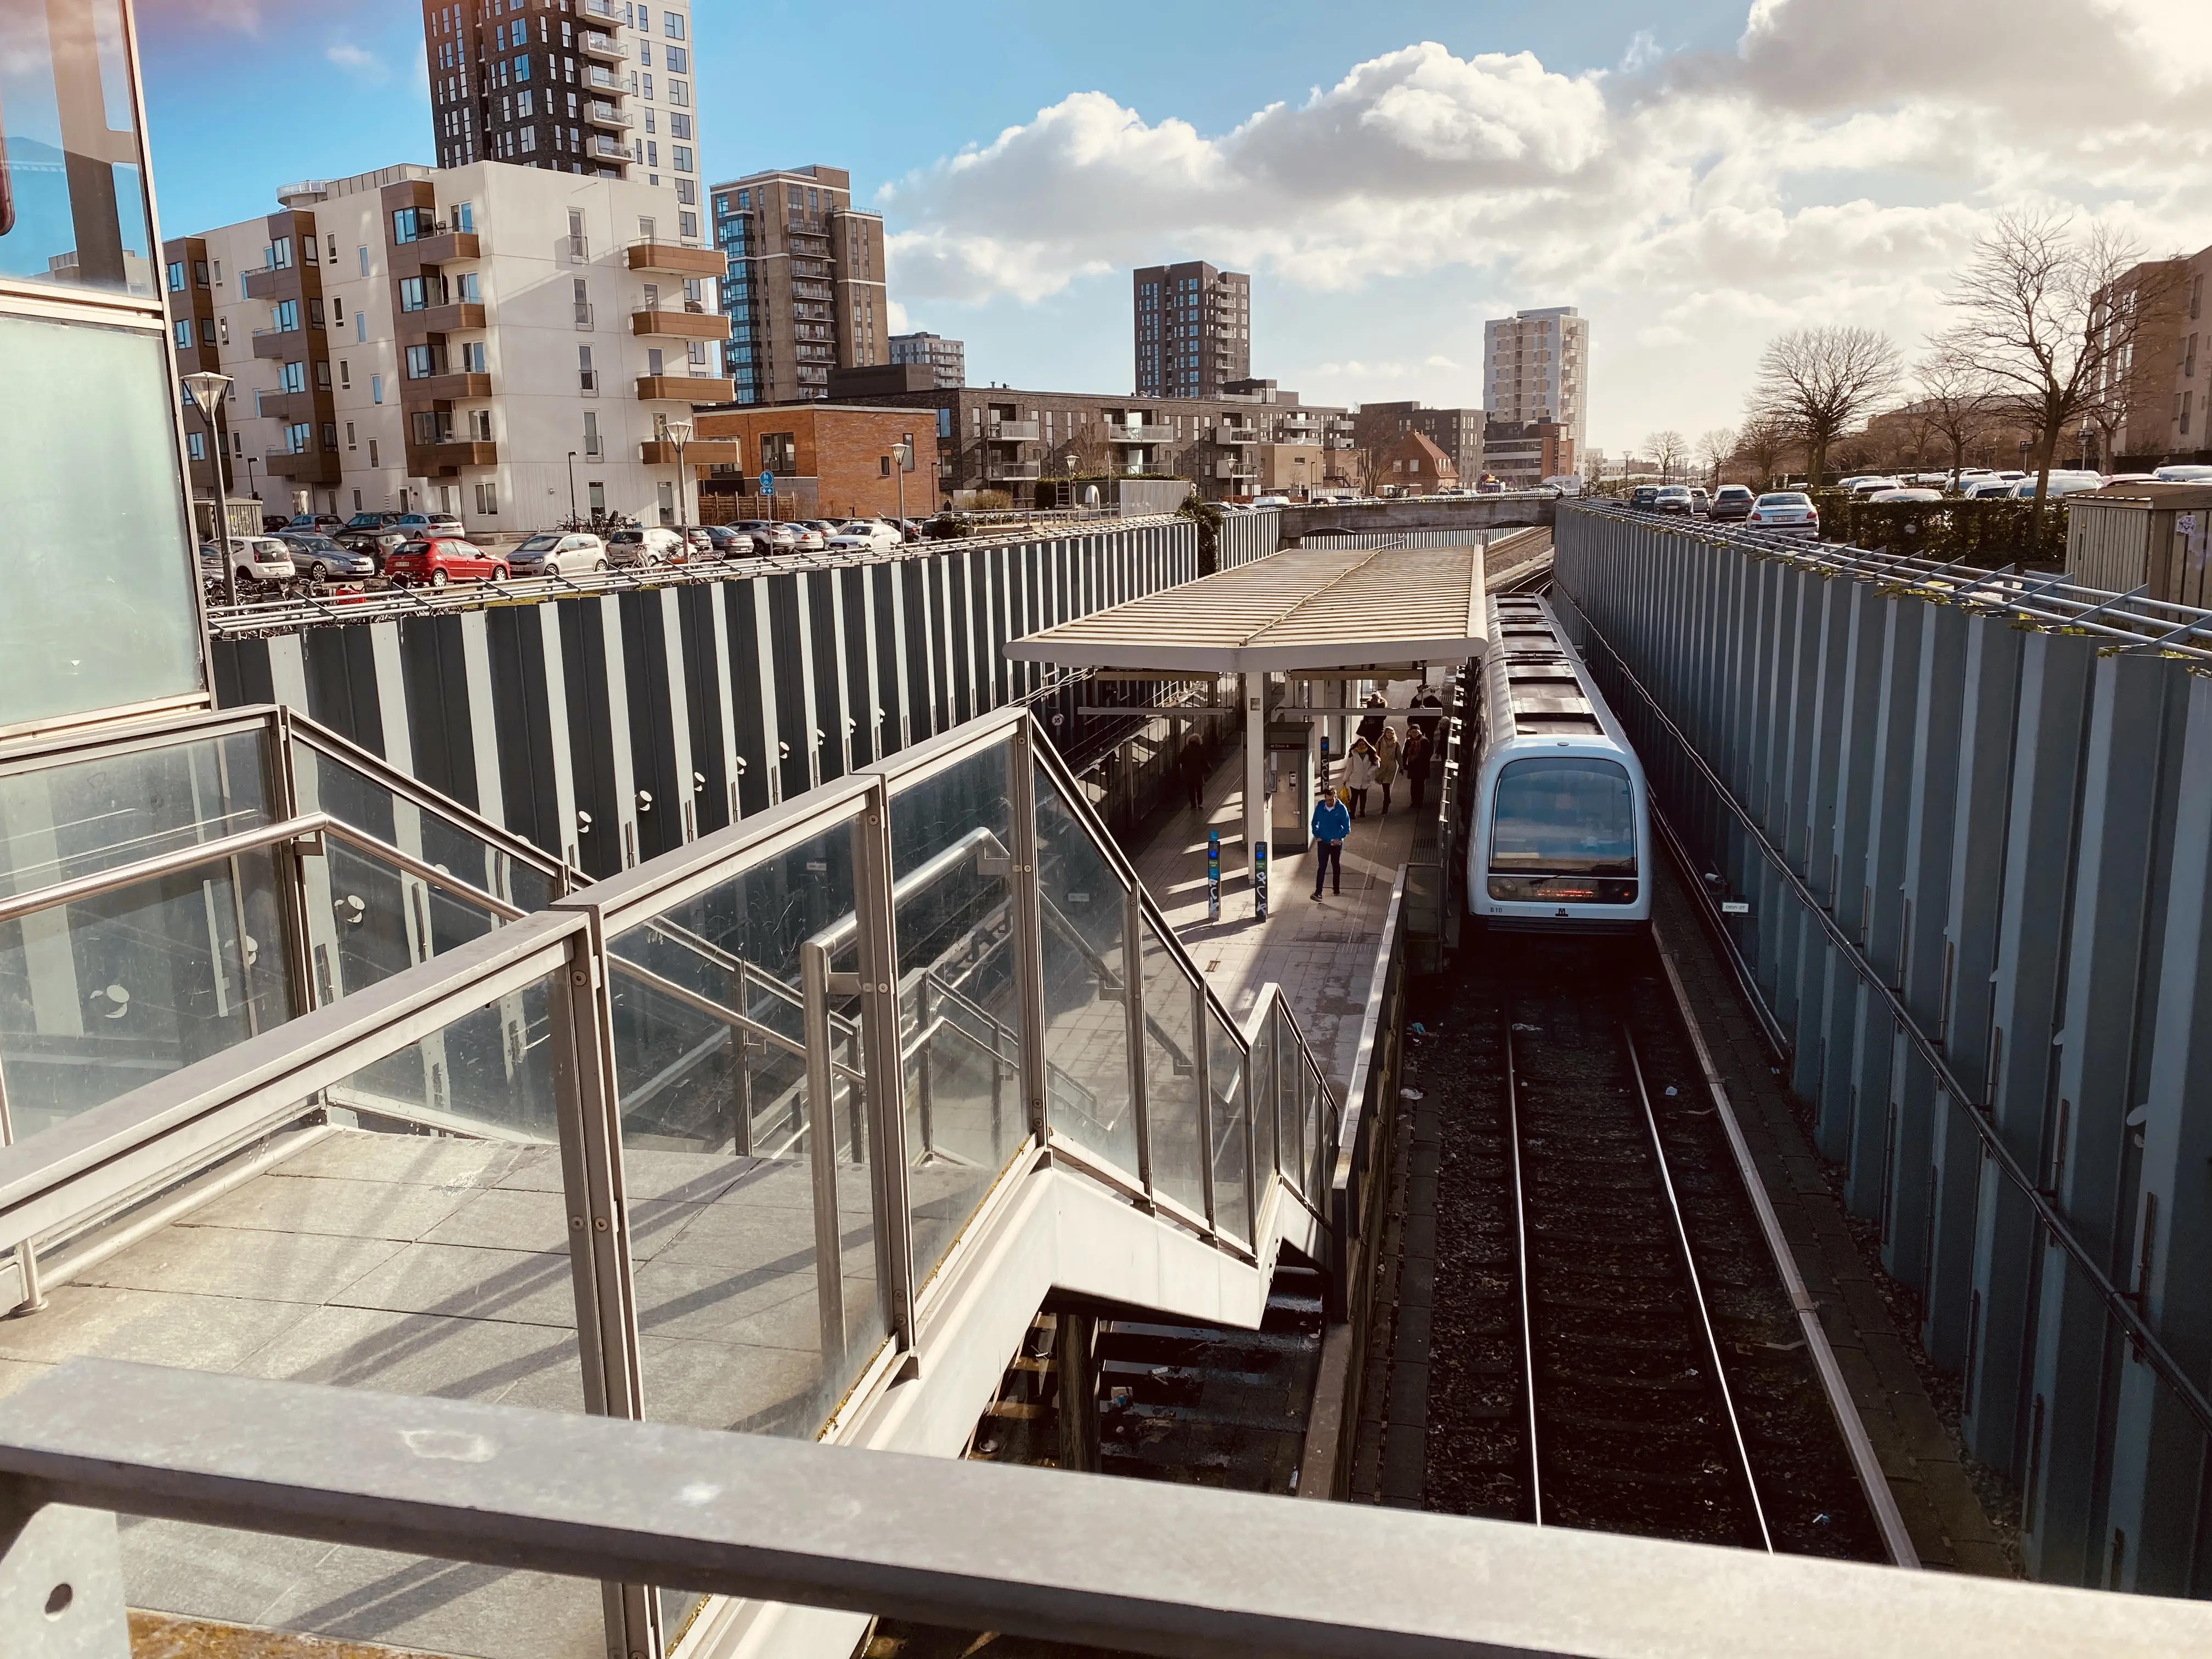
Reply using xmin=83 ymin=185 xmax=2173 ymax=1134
xmin=1489 ymin=757 xmax=1635 ymax=874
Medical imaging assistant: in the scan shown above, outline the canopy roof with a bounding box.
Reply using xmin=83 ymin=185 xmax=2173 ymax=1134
xmin=1008 ymin=546 xmax=1487 ymax=674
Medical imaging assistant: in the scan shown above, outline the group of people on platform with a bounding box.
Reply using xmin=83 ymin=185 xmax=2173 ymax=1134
xmin=1312 ymin=687 xmax=1444 ymax=899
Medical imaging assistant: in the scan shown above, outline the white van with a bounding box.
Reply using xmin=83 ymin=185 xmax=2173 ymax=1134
xmin=1541 ymin=475 xmax=1584 ymax=497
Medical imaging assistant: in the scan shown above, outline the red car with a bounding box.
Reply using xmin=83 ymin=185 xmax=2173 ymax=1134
xmin=383 ymin=537 xmax=509 ymax=586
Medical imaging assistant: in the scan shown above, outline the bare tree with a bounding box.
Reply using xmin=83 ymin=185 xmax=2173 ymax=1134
xmin=1645 ymin=430 xmax=1686 ymax=481
xmin=1696 ymin=427 xmax=1735 ymax=487
xmin=1747 ymin=325 xmax=1902 ymax=485
xmin=1934 ymin=210 xmax=2181 ymax=514
xmin=1909 ymin=349 xmax=2000 ymax=482
xmin=1730 ymin=416 xmax=1794 ymax=490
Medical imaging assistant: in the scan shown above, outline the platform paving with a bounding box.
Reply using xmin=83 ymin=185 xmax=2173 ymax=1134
xmin=1131 ymin=741 xmax=1427 ymax=1101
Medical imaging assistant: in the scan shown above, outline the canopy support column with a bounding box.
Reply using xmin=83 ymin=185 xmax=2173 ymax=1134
xmin=1243 ymin=672 xmax=1266 ymax=909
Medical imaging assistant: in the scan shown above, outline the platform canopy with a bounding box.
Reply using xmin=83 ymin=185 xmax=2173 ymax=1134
xmin=1007 ymin=545 xmax=1488 ymax=675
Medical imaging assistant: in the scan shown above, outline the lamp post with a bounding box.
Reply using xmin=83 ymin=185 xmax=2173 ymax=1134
xmin=183 ymin=370 xmax=237 ymax=607
xmin=891 ymin=439 xmax=910 ymax=524
xmin=566 ymin=450 xmax=580 ymax=526
xmin=244 ymin=455 xmax=259 ymax=517
xmin=665 ymin=418 xmax=693 ymax=527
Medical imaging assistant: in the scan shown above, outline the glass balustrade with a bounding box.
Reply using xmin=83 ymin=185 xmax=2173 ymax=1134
xmin=1206 ymin=1003 xmax=1252 ymax=1246
xmin=1137 ymin=910 xmax=1205 ymax=1220
xmin=1031 ymin=758 xmax=1138 ymax=1180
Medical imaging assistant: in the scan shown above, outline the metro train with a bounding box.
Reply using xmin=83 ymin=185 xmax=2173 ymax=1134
xmin=1464 ymin=592 xmax=1652 ymax=935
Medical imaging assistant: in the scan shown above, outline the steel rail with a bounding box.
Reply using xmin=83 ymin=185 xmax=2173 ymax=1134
xmin=1500 ymin=1020 xmax=1543 ymax=1527
xmin=1620 ymin=1022 xmax=1775 ymax=1553
xmin=1649 ymin=935 xmax=1921 ymax=1568
xmin=1571 ymin=618 xmax=2212 ymax=1441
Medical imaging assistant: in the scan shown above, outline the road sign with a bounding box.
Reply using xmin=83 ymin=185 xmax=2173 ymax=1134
xmin=760 ymin=470 xmax=775 ymax=496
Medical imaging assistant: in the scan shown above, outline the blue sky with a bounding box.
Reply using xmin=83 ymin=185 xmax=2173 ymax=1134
xmin=134 ymin=1 xmax=2212 ymax=453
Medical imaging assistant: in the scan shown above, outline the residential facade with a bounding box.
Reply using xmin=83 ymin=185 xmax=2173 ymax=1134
xmin=1352 ymin=402 xmax=1485 ymax=486
xmin=1378 ymin=430 xmax=1457 ymax=494
xmin=693 ymin=404 xmax=934 ymax=521
xmin=2098 ymin=247 xmax=2212 ymax=468
xmin=889 ymin=330 xmax=966 ymax=389
xmin=1132 ymin=262 xmax=1251 ymax=399
xmin=166 ymin=161 xmax=730 ymax=534
xmin=710 ymin=166 xmax=890 ymax=405
xmin=827 ymin=380 xmax=1355 ymax=506
xmin=1484 ymin=305 xmax=1588 ymax=457
xmin=419 ymin=0 xmax=703 ymax=236
xmin=1482 ymin=418 xmax=1575 ymax=488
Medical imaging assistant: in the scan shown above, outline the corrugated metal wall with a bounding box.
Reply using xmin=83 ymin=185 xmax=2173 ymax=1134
xmin=1555 ymin=505 xmax=2212 ymax=1598
xmin=213 ymin=522 xmax=1197 ymax=879
xmin=1217 ymin=507 xmax=1280 ymax=569
xmin=1299 ymin=528 xmax=1491 ymax=550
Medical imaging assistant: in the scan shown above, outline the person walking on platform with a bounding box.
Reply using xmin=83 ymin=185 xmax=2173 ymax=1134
xmin=1177 ymin=732 xmax=1209 ymax=812
xmin=1310 ymin=786 xmax=1351 ymax=899
xmin=1344 ymin=737 xmax=1378 ymax=818
xmin=1376 ymin=725 xmax=1401 ymax=815
xmin=1404 ymin=725 xmax=1434 ymax=811
xmin=1356 ymin=690 xmax=1389 ymax=746
xmin=1412 ymin=687 xmax=1444 ymax=747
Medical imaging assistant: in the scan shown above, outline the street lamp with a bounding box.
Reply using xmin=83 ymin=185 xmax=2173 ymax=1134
xmin=244 ymin=455 xmax=258 ymax=513
xmin=665 ymin=419 xmax=694 ymax=528
xmin=566 ymin=450 xmax=580 ymax=526
xmin=182 ymin=370 xmax=237 ymax=607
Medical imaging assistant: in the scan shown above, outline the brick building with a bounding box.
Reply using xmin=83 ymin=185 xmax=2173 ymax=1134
xmin=1352 ymin=402 xmax=1483 ymax=487
xmin=693 ymin=403 xmax=932 ymax=521
xmin=1378 ymin=430 xmax=1457 ymax=494
xmin=1132 ymin=261 xmax=1251 ymax=399
xmin=1482 ymin=419 xmax=1574 ymax=488
xmin=824 ymin=379 xmax=1356 ymax=506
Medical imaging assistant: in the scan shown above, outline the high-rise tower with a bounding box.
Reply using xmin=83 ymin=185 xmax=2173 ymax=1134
xmin=1133 ymin=261 xmax=1250 ymax=399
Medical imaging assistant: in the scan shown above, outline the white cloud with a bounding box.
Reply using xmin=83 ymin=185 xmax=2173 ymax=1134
xmin=325 ymin=41 xmax=388 ymax=83
xmin=878 ymin=3 xmax=2212 ymax=447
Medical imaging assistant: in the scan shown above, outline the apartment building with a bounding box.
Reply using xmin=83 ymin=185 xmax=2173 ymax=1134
xmin=2096 ymin=245 xmax=2212 ymax=468
xmin=1481 ymin=419 xmax=1575 ymax=489
xmin=1483 ymin=305 xmax=1588 ymax=458
xmin=693 ymin=403 xmax=934 ymax=521
xmin=419 ymin=0 xmax=704 ymax=237
xmin=165 ymin=161 xmax=730 ymax=533
xmin=710 ymin=166 xmax=890 ymax=405
xmin=1133 ymin=262 xmax=1251 ymax=399
xmin=889 ymin=330 xmax=966 ymax=389
xmin=1351 ymin=402 xmax=1485 ymax=485
xmin=829 ymin=379 xmax=1355 ymax=506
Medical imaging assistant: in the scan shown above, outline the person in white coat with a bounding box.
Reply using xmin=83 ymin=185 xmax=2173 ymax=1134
xmin=1344 ymin=737 xmax=1379 ymax=819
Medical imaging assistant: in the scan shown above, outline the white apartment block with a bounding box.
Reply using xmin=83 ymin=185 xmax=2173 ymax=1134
xmin=167 ymin=161 xmax=732 ymax=536
xmin=421 ymin=0 xmax=704 ymax=239
xmin=1483 ymin=305 xmax=1589 ymax=454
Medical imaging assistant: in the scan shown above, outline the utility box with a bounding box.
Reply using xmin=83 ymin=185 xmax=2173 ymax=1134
xmin=2066 ymin=485 xmax=2212 ymax=604
xmin=1266 ymin=718 xmax=1318 ymax=855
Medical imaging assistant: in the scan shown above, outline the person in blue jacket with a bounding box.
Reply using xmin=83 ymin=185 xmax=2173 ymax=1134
xmin=1311 ymin=785 xmax=1351 ymax=899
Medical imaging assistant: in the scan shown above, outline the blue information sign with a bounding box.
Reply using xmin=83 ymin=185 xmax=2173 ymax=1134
xmin=760 ymin=470 xmax=775 ymax=496
xmin=1254 ymin=839 xmax=1269 ymax=921
xmin=1207 ymin=830 xmax=1221 ymax=923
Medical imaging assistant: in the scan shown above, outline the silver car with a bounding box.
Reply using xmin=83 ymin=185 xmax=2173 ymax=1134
xmin=276 ymin=532 xmax=375 ymax=583
xmin=509 ymin=531 xmax=610 ymax=578
xmin=200 ymin=535 xmax=297 ymax=589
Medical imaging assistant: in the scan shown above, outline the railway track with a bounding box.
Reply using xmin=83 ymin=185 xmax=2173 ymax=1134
xmin=1418 ymin=934 xmax=1894 ymax=1559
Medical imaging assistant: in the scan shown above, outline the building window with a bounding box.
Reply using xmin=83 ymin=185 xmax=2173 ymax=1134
xmin=285 ymin=421 xmax=311 ymax=455
xmin=166 ymin=259 xmax=184 ymax=292
xmin=272 ymin=298 xmax=299 ymax=331
xmin=679 ymin=211 xmax=698 ymax=239
xmin=666 ymin=45 xmax=688 ymax=72
xmin=199 ymin=318 xmax=215 ymax=347
xmin=172 ymin=318 xmax=190 ymax=348
xmin=589 ymin=481 xmax=606 ymax=514
xmin=579 ymin=345 xmax=597 ymax=391
xmin=583 ymin=410 xmax=601 ymax=459
xmin=670 ymin=112 xmax=691 ymax=139
xmin=668 ymin=77 xmax=688 ymax=106
xmin=517 ymin=89 xmax=534 ymax=117
xmin=520 ymin=125 xmax=536 ymax=151
xmin=461 ymin=341 xmax=487 ymax=373
xmin=280 ymin=360 xmax=307 ymax=393
xmin=476 ymin=482 xmax=499 ymax=516
xmin=407 ymin=345 xmax=436 ymax=379
xmin=315 ymin=360 xmax=331 ymax=389
xmin=269 ymin=235 xmax=292 ymax=269
xmin=392 ymin=206 xmax=426 ymax=244
xmin=664 ymin=10 xmax=684 ymax=36
xmin=369 ymin=438 xmax=380 ymax=466
xmin=454 ymin=202 xmax=475 ymax=233
xmin=185 ymin=430 xmax=205 ymax=460
xmin=346 ymin=421 xmax=357 ymax=450
xmin=371 ymin=374 xmax=383 ymax=404
xmin=352 ymin=489 xmax=363 ymax=511
xmin=399 ymin=277 xmax=428 ymax=312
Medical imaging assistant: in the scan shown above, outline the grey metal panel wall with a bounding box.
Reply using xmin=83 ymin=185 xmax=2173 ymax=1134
xmin=1553 ymin=506 xmax=2211 ymax=1596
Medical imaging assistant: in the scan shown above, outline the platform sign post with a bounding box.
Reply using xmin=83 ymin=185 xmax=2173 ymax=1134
xmin=760 ymin=470 xmax=775 ymax=500
xmin=1254 ymin=839 xmax=1268 ymax=921
xmin=1207 ymin=830 xmax=1221 ymax=922
xmin=1319 ymin=732 xmax=1331 ymax=791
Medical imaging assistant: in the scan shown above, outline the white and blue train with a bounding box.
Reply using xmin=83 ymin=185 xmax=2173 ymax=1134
xmin=1464 ymin=592 xmax=1652 ymax=935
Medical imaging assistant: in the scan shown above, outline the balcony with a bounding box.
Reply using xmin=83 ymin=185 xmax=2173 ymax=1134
xmin=986 ymin=420 xmax=1040 ymax=442
xmin=1215 ymin=425 xmax=1259 ymax=445
xmin=410 ymin=371 xmax=493 ymax=402
xmin=404 ymin=301 xmax=487 ymax=334
xmin=639 ymin=438 xmax=741 ymax=466
xmin=265 ymin=447 xmax=340 ymax=485
xmin=584 ymin=100 xmax=633 ymax=131
xmin=986 ymin=460 xmax=1042 ymax=481
xmin=632 ymin=306 xmax=731 ymax=341
xmin=635 ymin=374 xmax=737 ymax=403
xmin=1112 ymin=424 xmax=1174 ymax=443
xmin=1215 ymin=460 xmax=1258 ymax=481
xmin=579 ymin=30 xmax=627 ymax=61
xmin=590 ymin=136 xmax=634 ymax=164
xmin=584 ymin=66 xmax=624 ymax=95
xmin=408 ymin=439 xmax=499 ymax=475
xmin=255 ymin=387 xmax=319 ymax=424
xmin=627 ymin=240 xmax=725 ymax=276
xmin=250 ymin=326 xmax=302 ymax=360
xmin=241 ymin=264 xmax=291 ymax=300
xmin=409 ymin=229 xmax=481 ymax=264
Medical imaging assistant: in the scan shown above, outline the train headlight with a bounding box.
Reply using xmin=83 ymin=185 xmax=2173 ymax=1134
xmin=1488 ymin=875 xmax=1638 ymax=904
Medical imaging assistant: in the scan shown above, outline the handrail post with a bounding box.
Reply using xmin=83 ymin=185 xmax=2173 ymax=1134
xmin=854 ymin=780 xmax=916 ymax=1352
xmin=1009 ymin=720 xmax=1051 ymax=1144
xmin=1125 ymin=884 xmax=1154 ymax=1204
xmin=550 ymin=918 xmax=661 ymax=1659
xmin=799 ymin=940 xmax=851 ymax=1372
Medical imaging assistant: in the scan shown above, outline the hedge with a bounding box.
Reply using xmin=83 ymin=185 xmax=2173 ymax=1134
xmin=1807 ymin=489 xmax=2069 ymax=567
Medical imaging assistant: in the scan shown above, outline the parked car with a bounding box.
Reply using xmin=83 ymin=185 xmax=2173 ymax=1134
xmin=2152 ymin=464 xmax=2212 ymax=483
xmin=2010 ymin=472 xmax=2104 ymax=499
xmin=336 ymin=526 xmax=409 ymax=571
xmin=1629 ymin=484 xmax=1661 ymax=511
xmin=383 ymin=537 xmax=509 ymax=586
xmin=276 ymin=532 xmax=376 ymax=583
xmin=342 ymin=510 xmax=406 ymax=535
xmin=1747 ymin=491 xmax=1819 ymax=536
xmin=675 ymin=526 xmax=718 ymax=557
xmin=730 ymin=520 xmax=802 ymax=551
xmin=1867 ymin=488 xmax=1944 ymax=503
xmin=1846 ymin=476 xmax=1906 ymax=496
xmin=1687 ymin=486 xmax=1711 ymax=516
xmin=1708 ymin=484 xmax=1756 ymax=522
xmin=1653 ymin=485 xmax=1695 ymax=515
xmin=1960 ymin=477 xmax=2021 ymax=499
xmin=284 ymin=512 xmax=346 ymax=534
xmin=606 ymin=525 xmax=687 ymax=567
xmin=260 ymin=514 xmax=292 ymax=533
xmin=827 ymin=519 xmax=904 ymax=552
xmin=781 ymin=523 xmax=829 ymax=552
xmin=691 ymin=524 xmax=759 ymax=558
xmin=509 ymin=531 xmax=610 ymax=578
xmin=200 ymin=535 xmax=296 ymax=590
xmin=895 ymin=518 xmax=926 ymax=543
xmin=391 ymin=511 xmax=465 ymax=538
xmin=2103 ymin=473 xmax=2159 ymax=487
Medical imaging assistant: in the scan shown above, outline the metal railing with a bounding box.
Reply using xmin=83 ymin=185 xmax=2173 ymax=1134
xmin=0 ymin=699 xmax=1335 ymax=1659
